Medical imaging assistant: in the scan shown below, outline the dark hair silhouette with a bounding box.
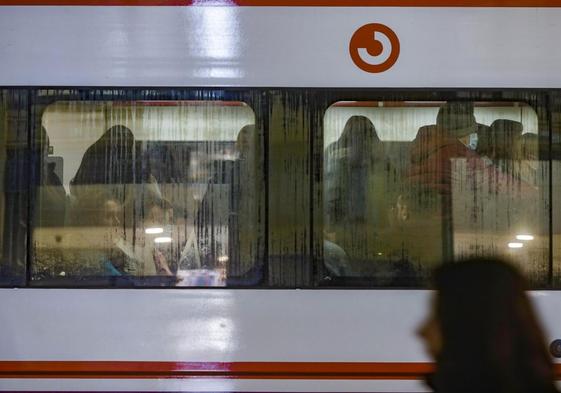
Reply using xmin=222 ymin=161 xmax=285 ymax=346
xmin=430 ymin=258 xmax=558 ymax=393
xmin=71 ymin=125 xmax=135 ymax=187
xmin=337 ymin=116 xmax=382 ymax=161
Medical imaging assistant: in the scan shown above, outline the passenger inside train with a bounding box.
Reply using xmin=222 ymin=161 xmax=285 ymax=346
xmin=31 ymin=101 xmax=261 ymax=286
xmin=323 ymin=100 xmax=543 ymax=285
xmin=35 ymin=126 xmax=66 ymax=229
xmin=22 ymin=97 xmax=546 ymax=287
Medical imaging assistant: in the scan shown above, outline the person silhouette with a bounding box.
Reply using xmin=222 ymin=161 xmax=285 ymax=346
xmin=417 ymin=258 xmax=559 ymax=393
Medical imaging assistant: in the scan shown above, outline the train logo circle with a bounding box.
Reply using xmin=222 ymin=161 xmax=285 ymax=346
xmin=349 ymin=23 xmax=400 ymax=73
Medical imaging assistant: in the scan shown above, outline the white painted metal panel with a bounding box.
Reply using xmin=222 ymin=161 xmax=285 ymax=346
xmin=0 ymin=289 xmax=430 ymax=361
xmin=0 ymin=289 xmax=558 ymax=391
xmin=0 ymin=289 xmax=558 ymax=361
xmin=0 ymin=7 xmax=559 ymax=87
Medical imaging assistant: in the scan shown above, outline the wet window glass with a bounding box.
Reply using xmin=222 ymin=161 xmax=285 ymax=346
xmin=1 ymin=89 xmax=558 ymax=289
xmin=322 ymin=101 xmax=549 ymax=286
xmin=32 ymin=100 xmax=263 ymax=286
xmin=552 ymin=98 xmax=561 ymax=288
xmin=0 ymin=90 xmax=28 ymax=285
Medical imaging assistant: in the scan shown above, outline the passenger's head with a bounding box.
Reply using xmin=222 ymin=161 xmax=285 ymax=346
xmin=140 ymin=184 xmax=173 ymax=230
xmin=103 ymin=124 xmax=134 ymax=142
xmin=339 ymin=115 xmax=380 ymax=146
xmin=70 ymin=124 xmax=135 ymax=190
xmin=417 ymin=258 xmax=557 ymax=393
xmin=436 ymin=102 xmax=477 ymax=137
xmin=337 ymin=116 xmax=381 ymax=165
xmin=101 ymin=198 xmax=123 ymax=227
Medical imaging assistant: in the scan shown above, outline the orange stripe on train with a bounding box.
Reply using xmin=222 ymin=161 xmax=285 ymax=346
xmin=0 ymin=361 xmax=433 ymax=380
xmin=1 ymin=361 xmax=559 ymax=380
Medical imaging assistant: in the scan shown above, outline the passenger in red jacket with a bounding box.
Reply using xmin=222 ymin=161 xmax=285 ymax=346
xmin=408 ymin=102 xmax=484 ymax=195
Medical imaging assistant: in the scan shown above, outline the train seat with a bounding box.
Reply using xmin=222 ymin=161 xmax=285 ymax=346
xmin=477 ymin=119 xmax=524 ymax=160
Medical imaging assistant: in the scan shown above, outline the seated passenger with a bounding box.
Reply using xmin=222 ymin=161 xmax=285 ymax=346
xmin=67 ymin=136 xmax=176 ymax=279
xmin=405 ymin=103 xmax=484 ymax=262
xmin=101 ymin=182 xmax=175 ymax=277
xmin=409 ymin=107 xmax=540 ymax=263
xmin=69 ymin=125 xmax=136 ymax=226
xmin=324 ymin=115 xmax=383 ymax=225
xmin=228 ymin=124 xmax=261 ymax=278
xmin=36 ymin=127 xmax=66 ymax=227
xmin=184 ymin=147 xmax=223 ymax=269
xmin=324 ymin=116 xmax=387 ymax=273
xmin=70 ymin=125 xmax=136 ymax=192
xmin=409 ymin=102 xmax=482 ymax=195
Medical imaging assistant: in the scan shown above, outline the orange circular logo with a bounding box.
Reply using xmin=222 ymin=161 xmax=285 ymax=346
xmin=349 ymin=23 xmax=400 ymax=73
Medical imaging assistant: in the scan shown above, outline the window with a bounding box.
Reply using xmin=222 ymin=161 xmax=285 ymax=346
xmin=31 ymin=95 xmax=264 ymax=287
xmin=321 ymin=99 xmax=549 ymax=286
xmin=0 ymin=88 xmax=559 ymax=289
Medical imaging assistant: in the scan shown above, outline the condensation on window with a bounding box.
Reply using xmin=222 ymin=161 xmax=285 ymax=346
xmin=324 ymin=101 xmax=539 ymax=145
xmin=552 ymin=99 xmax=561 ymax=287
xmin=0 ymin=90 xmax=28 ymax=285
xmin=322 ymin=101 xmax=548 ymax=286
xmin=32 ymin=100 xmax=262 ymax=286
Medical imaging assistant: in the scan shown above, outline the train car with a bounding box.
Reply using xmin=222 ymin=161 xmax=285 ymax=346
xmin=1 ymin=0 xmax=561 ymax=392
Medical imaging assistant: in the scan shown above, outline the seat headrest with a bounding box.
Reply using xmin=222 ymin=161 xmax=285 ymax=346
xmin=490 ymin=119 xmax=523 ymax=136
xmin=415 ymin=125 xmax=438 ymax=138
xmin=477 ymin=119 xmax=524 ymax=159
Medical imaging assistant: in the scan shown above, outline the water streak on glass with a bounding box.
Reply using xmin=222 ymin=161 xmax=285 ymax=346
xmin=322 ymin=100 xmax=548 ymax=286
xmin=32 ymin=97 xmax=261 ymax=287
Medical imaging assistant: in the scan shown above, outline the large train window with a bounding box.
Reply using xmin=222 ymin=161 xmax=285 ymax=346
xmin=321 ymin=100 xmax=549 ymax=287
xmin=2 ymin=89 xmax=559 ymax=288
xmin=31 ymin=98 xmax=264 ymax=287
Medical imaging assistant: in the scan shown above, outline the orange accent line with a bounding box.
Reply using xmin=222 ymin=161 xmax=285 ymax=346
xmin=0 ymin=361 xmax=434 ymax=380
xmin=0 ymin=361 xmax=560 ymax=380
xmin=2 ymin=0 xmax=561 ymax=6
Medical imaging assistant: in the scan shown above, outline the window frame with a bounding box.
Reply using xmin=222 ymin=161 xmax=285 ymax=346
xmin=311 ymin=89 xmax=554 ymax=289
xmin=27 ymin=88 xmax=268 ymax=288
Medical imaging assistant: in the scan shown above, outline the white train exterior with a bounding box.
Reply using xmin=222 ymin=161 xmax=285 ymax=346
xmin=1 ymin=2 xmax=561 ymax=392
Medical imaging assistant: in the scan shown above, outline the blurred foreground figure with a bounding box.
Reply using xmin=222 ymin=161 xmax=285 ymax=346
xmin=417 ymin=258 xmax=559 ymax=393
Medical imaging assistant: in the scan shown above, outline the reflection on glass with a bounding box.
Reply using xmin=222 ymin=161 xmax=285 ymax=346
xmin=323 ymin=101 xmax=547 ymax=285
xmin=32 ymin=100 xmax=261 ymax=286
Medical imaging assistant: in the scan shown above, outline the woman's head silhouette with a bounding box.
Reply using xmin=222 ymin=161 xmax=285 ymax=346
xmin=418 ymin=258 xmax=558 ymax=393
